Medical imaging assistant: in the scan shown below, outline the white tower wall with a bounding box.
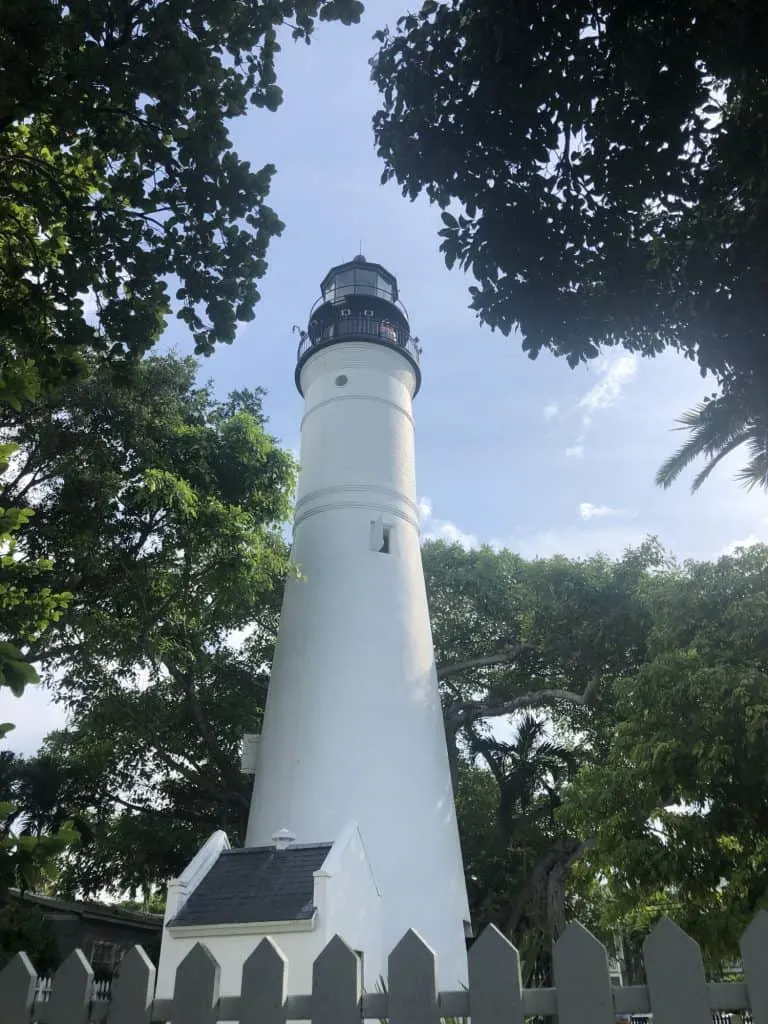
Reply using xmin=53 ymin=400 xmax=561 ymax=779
xmin=246 ymin=340 xmax=470 ymax=986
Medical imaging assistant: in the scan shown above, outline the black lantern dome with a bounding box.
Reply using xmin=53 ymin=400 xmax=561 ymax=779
xmin=295 ymin=256 xmax=421 ymax=395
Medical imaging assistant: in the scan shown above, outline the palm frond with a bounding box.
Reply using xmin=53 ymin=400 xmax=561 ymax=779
xmin=656 ymin=391 xmax=757 ymax=492
xmin=690 ymin=432 xmax=752 ymax=492
xmin=655 ymin=433 xmax=710 ymax=488
xmin=736 ymin=432 xmax=768 ymax=490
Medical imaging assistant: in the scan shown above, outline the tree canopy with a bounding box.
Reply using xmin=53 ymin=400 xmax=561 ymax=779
xmin=1 ymin=430 xmax=71 ymax=897
xmin=371 ymin=2 xmax=768 ymax=392
xmin=5 ymin=425 xmax=768 ymax=978
xmin=564 ymin=542 xmax=768 ymax=965
xmin=432 ymin=540 xmax=768 ymax=975
xmin=0 ymin=352 xmax=295 ymax=896
xmin=0 ymin=0 xmax=364 ymax=888
xmin=426 ymin=539 xmax=657 ymax=980
xmin=1 ymin=0 xmax=363 ymax=407
xmin=0 ymin=751 xmax=75 ymax=899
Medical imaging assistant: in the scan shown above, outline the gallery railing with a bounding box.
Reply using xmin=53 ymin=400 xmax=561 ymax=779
xmin=296 ymin=316 xmax=421 ymax=365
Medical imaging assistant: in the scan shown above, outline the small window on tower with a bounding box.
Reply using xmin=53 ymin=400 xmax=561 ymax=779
xmin=370 ymin=517 xmax=394 ymax=554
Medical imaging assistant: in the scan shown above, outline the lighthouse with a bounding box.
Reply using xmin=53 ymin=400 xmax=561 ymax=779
xmin=157 ymin=257 xmax=470 ymax=997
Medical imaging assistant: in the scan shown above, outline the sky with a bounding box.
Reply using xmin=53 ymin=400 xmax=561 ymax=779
xmin=3 ymin=1 xmax=767 ymax=755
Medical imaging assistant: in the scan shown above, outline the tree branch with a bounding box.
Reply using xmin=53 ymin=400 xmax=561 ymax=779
xmin=451 ymin=672 xmax=601 ymax=728
xmin=165 ymin=658 xmax=246 ymax=798
xmin=5 ymin=468 xmax=58 ymax=507
xmin=472 ymin=737 xmax=505 ymax=788
xmin=109 ymin=792 xmax=214 ymax=826
xmin=150 ymin=747 xmax=248 ymax=810
xmin=436 ymin=644 xmax=535 ymax=680
xmin=444 ymin=715 xmax=461 ymax=796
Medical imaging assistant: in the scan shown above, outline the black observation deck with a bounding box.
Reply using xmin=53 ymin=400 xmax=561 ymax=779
xmin=294 ymin=256 xmax=422 ymax=395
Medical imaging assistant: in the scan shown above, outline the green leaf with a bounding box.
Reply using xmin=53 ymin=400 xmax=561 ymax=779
xmin=370 ymin=0 xmax=768 ymax=420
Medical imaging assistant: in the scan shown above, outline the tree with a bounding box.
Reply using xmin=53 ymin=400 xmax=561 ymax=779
xmin=656 ymin=380 xmax=768 ymax=492
xmin=1 ymin=0 xmax=363 ymax=406
xmin=45 ymin=622 xmax=279 ymax=898
xmin=371 ymin=2 xmax=768 ymax=391
xmin=17 ymin=526 xmax=768 ymax=976
xmin=0 ymin=899 xmax=58 ymax=973
xmin=0 ymin=0 xmax=363 ymax=889
xmin=0 ymin=444 xmax=70 ymax=699
xmin=423 ymin=540 xmax=658 ymax=977
xmin=0 ymin=442 xmax=72 ymax=898
xmin=0 ymin=352 xmax=295 ymax=896
xmin=9 ymin=534 xmax=654 ymax=910
xmin=0 ymin=752 xmax=75 ymax=899
xmin=562 ymin=543 xmax=768 ymax=964
xmin=425 ymin=540 xmax=656 ymax=791
xmin=457 ymin=717 xmax=582 ymax=984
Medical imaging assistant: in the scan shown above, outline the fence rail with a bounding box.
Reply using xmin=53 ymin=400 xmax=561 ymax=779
xmin=3 ymin=914 xmax=768 ymax=1024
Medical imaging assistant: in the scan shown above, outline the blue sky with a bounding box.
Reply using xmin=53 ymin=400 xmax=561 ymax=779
xmin=3 ymin=1 xmax=767 ymax=754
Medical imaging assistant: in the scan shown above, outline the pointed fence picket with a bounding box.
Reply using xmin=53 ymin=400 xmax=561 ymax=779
xmin=644 ymin=917 xmax=712 ymax=1024
xmin=313 ymin=934 xmax=362 ymax=1024
xmin=554 ymin=922 xmax=615 ymax=1024
xmin=2 ymin=913 xmax=768 ymax=1024
xmin=467 ymin=923 xmax=524 ymax=1024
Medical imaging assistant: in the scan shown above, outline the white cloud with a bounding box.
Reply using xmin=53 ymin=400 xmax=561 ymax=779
xmin=579 ymin=502 xmax=621 ymax=520
xmin=428 ymin=521 xmax=479 ymax=548
xmin=543 ymin=403 xmax=559 ymax=419
xmin=418 ymin=496 xmax=479 ymax=550
xmin=565 ymin=444 xmax=584 ymax=458
xmin=578 ymin=354 xmax=638 ymax=412
xmin=721 ymin=534 xmax=763 ymax=557
xmin=417 ymin=496 xmax=433 ymax=522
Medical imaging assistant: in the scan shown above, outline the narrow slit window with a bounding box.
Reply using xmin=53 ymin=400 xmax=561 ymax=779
xmin=370 ymin=518 xmax=393 ymax=554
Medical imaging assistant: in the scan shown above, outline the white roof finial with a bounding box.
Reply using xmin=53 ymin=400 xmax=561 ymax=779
xmin=272 ymin=828 xmax=296 ymax=851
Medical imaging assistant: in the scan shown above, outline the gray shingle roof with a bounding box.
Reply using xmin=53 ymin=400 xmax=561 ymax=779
xmin=169 ymin=843 xmax=332 ymax=927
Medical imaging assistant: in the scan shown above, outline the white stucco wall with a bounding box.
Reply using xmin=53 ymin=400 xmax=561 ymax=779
xmin=246 ymin=340 xmax=470 ymax=987
xmin=157 ymin=921 xmax=329 ymax=999
xmin=157 ymin=922 xmax=326 ymax=999
xmin=314 ymin=823 xmax=383 ymax=990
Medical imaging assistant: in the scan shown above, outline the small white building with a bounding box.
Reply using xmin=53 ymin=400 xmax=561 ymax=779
xmin=157 ymin=824 xmax=381 ymax=997
xmin=157 ymin=257 xmax=470 ymax=996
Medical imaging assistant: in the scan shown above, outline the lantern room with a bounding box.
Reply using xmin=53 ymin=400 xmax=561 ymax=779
xmin=295 ymin=256 xmax=421 ymax=395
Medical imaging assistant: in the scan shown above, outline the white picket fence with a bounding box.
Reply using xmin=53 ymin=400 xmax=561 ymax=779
xmin=1 ymin=913 xmax=767 ymax=1024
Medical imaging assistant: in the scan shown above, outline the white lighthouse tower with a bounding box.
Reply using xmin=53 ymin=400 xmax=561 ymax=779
xmin=157 ymin=257 xmax=470 ymax=997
